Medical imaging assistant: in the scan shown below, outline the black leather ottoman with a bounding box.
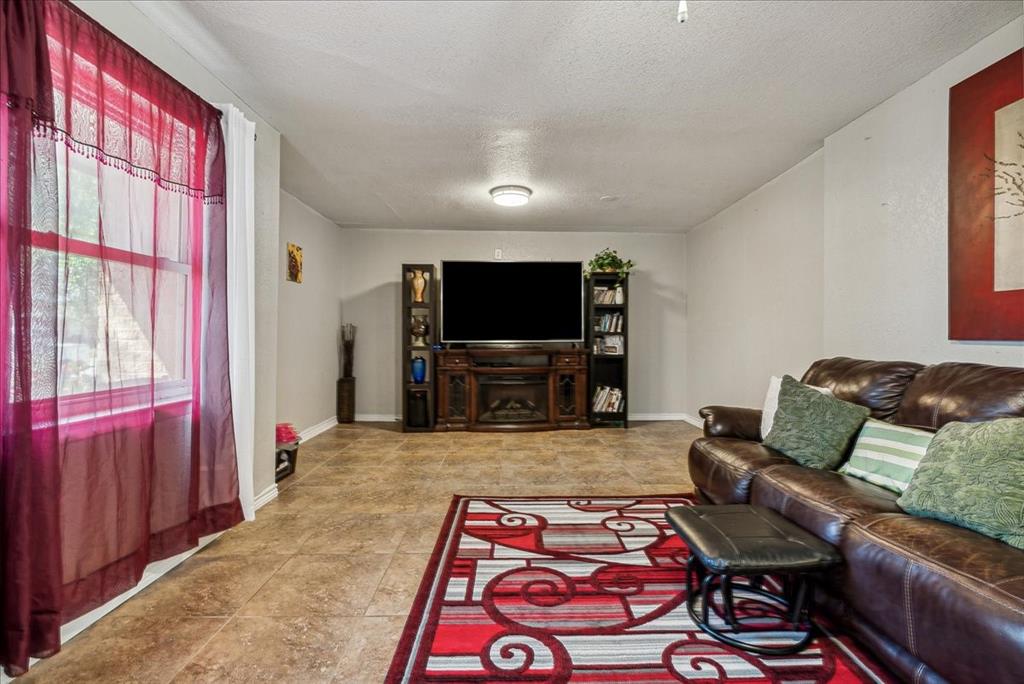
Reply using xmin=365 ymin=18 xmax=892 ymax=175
xmin=666 ymin=504 xmax=841 ymax=655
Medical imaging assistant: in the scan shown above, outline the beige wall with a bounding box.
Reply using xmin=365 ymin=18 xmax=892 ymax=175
xmin=339 ymin=229 xmax=688 ymax=420
xmin=823 ymin=17 xmax=1024 ymax=367
xmin=74 ymin=1 xmax=282 ymax=497
xmin=277 ymin=192 xmax=346 ymax=434
xmin=685 ymin=151 xmax=825 ymax=414
xmin=684 ymin=18 xmax=1024 ymax=418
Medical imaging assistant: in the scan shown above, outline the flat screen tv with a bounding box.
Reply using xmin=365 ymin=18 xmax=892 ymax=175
xmin=441 ymin=261 xmax=583 ymax=343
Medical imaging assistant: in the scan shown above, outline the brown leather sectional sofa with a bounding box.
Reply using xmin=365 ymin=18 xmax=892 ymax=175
xmin=689 ymin=357 xmax=1024 ymax=684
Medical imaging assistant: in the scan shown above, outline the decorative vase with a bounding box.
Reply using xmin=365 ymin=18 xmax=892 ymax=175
xmin=408 ymin=391 xmax=429 ymax=428
xmin=410 ymin=316 xmax=430 ymax=347
xmin=411 ymin=270 xmax=427 ymax=303
xmin=614 ymin=286 xmax=625 ymax=304
xmin=337 ymin=377 xmax=355 ymax=423
xmin=411 ymin=356 xmax=427 ymax=384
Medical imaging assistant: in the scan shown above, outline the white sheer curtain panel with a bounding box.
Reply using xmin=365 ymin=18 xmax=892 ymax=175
xmin=219 ymin=104 xmax=257 ymax=520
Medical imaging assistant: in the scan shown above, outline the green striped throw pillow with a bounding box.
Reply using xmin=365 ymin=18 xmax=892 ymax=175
xmin=839 ymin=419 xmax=934 ymax=494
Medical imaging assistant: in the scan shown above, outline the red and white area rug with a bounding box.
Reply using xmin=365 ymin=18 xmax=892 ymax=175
xmin=386 ymin=494 xmax=893 ymax=683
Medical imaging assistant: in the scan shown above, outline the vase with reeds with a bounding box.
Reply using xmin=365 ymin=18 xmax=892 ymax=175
xmin=337 ymin=324 xmax=357 ymax=423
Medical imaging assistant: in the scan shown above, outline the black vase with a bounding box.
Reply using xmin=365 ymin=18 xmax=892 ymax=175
xmin=409 ymin=392 xmax=428 ymax=428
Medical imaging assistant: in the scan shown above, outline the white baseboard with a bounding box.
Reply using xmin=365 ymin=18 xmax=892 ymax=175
xmin=347 ymin=413 xmax=700 ymax=426
xmin=5 ymin=484 xmax=284 ymax=681
xmin=355 ymin=413 xmax=400 ymax=422
xmin=681 ymin=413 xmax=703 ymax=428
xmin=254 ymin=483 xmax=278 ymax=510
xmin=628 ymin=412 xmax=695 ymax=423
xmin=298 ymin=416 xmax=338 ymax=442
xmin=43 ymin=529 xmax=224 ymax=673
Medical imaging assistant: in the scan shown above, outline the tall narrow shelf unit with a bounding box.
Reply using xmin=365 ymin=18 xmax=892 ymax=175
xmin=586 ymin=272 xmax=629 ymax=428
xmin=401 ymin=264 xmax=437 ymax=431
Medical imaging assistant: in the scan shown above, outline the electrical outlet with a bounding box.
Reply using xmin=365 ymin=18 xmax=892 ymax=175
xmin=494 ymin=248 xmax=503 ymax=260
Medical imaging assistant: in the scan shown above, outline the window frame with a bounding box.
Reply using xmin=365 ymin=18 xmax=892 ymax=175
xmin=30 ymin=207 xmax=197 ymax=420
xmin=28 ymin=29 xmax=211 ymax=421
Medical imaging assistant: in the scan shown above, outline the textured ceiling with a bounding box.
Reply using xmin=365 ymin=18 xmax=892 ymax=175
xmin=135 ymin=0 xmax=1021 ymax=232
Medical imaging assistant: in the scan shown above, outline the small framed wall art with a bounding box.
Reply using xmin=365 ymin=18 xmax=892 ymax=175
xmin=287 ymin=242 xmax=303 ymax=283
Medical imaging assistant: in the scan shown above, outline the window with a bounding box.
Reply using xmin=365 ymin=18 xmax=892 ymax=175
xmin=30 ymin=129 xmax=196 ymax=415
xmin=0 ymin=7 xmax=241 ymax=670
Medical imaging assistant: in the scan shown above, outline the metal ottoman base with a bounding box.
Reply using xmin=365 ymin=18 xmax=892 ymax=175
xmin=666 ymin=504 xmax=842 ymax=657
xmin=685 ymin=556 xmax=816 ymax=656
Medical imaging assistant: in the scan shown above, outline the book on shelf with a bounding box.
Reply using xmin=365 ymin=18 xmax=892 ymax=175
xmin=591 ymin=385 xmax=624 ymax=413
xmin=591 ymin=286 xmax=623 ymax=305
xmin=592 ymin=334 xmax=624 ymax=355
xmin=592 ymin=313 xmax=623 ymax=333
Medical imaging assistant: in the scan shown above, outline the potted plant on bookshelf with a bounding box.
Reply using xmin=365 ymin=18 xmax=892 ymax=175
xmin=584 ymin=248 xmax=635 ymax=283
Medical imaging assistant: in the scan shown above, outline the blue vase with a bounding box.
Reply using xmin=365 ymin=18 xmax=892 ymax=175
xmin=411 ymin=356 xmax=427 ymax=384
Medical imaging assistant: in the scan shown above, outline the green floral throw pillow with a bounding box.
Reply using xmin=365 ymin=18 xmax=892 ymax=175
xmin=898 ymin=418 xmax=1024 ymax=550
xmin=763 ymin=375 xmax=871 ymax=470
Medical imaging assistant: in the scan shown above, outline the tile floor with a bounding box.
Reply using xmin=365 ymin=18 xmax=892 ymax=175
xmin=21 ymin=421 xmax=700 ymax=683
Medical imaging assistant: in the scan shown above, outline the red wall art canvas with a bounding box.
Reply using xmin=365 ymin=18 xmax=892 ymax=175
xmin=949 ymin=49 xmax=1024 ymax=340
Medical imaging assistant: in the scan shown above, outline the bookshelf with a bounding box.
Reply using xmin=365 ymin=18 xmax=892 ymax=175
xmin=401 ymin=264 xmax=437 ymax=431
xmin=586 ymin=272 xmax=628 ymax=428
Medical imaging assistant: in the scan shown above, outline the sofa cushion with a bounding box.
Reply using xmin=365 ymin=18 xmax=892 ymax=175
xmin=760 ymin=375 xmax=833 ymax=438
xmin=687 ymin=437 xmax=790 ymax=505
xmin=801 ymin=357 xmax=924 ymax=421
xmin=894 ymin=361 xmax=1024 ymax=429
xmin=842 ymin=513 xmax=1024 ymax=684
xmin=839 ymin=418 xmax=933 ymax=494
xmin=898 ymin=417 xmax=1024 ymax=549
xmin=750 ymin=465 xmax=901 ymax=545
xmin=763 ymin=375 xmax=870 ymax=470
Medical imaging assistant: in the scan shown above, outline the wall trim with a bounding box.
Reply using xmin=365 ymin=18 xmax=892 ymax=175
xmin=254 ymin=483 xmax=279 ymax=510
xmin=628 ymin=412 xmax=703 ymax=428
xmin=355 ymin=413 xmax=400 ymax=423
xmin=299 ymin=416 xmax=338 ymax=442
xmin=6 ymin=483 xmax=284 ymax=681
xmin=346 ymin=413 xmax=700 ymax=425
xmin=681 ymin=413 xmax=703 ymax=428
xmin=325 ymin=413 xmax=696 ymax=423
xmin=628 ymin=412 xmax=695 ymax=423
xmin=43 ymin=531 xmax=224 ymax=674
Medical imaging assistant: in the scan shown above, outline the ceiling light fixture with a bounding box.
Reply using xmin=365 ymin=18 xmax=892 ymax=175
xmin=490 ymin=185 xmax=532 ymax=207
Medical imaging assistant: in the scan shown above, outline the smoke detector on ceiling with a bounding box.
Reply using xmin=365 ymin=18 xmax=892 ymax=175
xmin=677 ymin=1 xmax=688 ymax=23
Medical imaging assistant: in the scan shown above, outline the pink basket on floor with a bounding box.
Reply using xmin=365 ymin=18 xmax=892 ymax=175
xmin=276 ymin=422 xmax=299 ymax=445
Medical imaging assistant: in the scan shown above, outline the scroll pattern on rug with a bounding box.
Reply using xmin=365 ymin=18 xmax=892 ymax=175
xmin=388 ymin=495 xmax=891 ymax=683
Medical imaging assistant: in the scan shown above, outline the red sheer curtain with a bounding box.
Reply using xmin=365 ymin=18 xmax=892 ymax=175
xmin=1 ymin=1 xmax=242 ymax=676
xmin=1 ymin=0 xmax=62 ymax=675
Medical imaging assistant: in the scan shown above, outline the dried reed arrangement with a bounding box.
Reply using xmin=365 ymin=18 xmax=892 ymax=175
xmin=341 ymin=324 xmax=357 ymax=378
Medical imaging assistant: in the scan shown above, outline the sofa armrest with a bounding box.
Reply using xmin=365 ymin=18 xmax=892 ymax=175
xmin=698 ymin=405 xmax=763 ymax=441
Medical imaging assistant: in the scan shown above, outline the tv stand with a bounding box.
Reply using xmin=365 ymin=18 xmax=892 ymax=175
xmin=435 ymin=347 xmax=589 ymax=432
xmin=465 ymin=343 xmax=546 ymax=349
